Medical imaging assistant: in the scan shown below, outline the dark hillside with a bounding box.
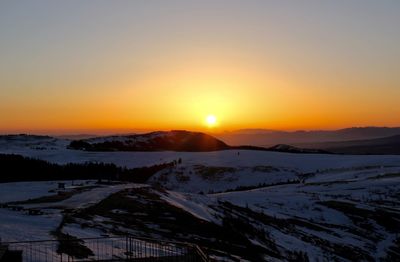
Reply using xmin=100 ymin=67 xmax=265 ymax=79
xmin=300 ymin=135 xmax=400 ymax=155
xmin=68 ymin=130 xmax=230 ymax=152
xmin=0 ymin=154 xmax=174 ymax=183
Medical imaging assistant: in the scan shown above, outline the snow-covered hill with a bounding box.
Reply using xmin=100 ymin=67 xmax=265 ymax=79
xmin=1 ymin=134 xmax=400 ymax=170
xmin=0 ymin=134 xmax=400 ymax=260
xmin=68 ymin=130 xmax=230 ymax=152
xmin=0 ymin=134 xmax=69 ymax=151
xmin=150 ymin=164 xmax=299 ymax=193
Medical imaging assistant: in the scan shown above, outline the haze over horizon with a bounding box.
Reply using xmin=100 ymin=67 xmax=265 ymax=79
xmin=1 ymin=1 xmax=400 ymax=133
xmin=1 ymin=126 xmax=400 ymax=138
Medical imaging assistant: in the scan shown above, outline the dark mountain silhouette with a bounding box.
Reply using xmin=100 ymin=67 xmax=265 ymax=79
xmin=216 ymin=127 xmax=400 ymax=146
xmin=68 ymin=130 xmax=333 ymax=154
xmin=300 ymin=135 xmax=400 ymax=155
xmin=3 ymin=130 xmax=399 ymax=154
xmin=57 ymin=134 xmax=99 ymax=140
xmin=68 ymin=130 xmax=230 ymax=152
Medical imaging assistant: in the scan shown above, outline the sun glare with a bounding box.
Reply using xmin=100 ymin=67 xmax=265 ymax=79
xmin=205 ymin=115 xmax=217 ymax=127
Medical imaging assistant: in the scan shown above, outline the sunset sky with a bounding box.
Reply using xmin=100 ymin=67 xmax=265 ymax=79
xmin=1 ymin=1 xmax=399 ymax=134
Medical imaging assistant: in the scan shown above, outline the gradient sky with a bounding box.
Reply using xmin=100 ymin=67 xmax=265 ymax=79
xmin=1 ymin=1 xmax=399 ymax=134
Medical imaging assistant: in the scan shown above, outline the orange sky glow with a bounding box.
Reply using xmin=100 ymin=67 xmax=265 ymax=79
xmin=1 ymin=1 xmax=399 ymax=134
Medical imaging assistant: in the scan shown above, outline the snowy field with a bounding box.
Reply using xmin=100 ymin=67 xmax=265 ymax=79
xmin=0 ymin=136 xmax=399 ymax=261
xmin=1 ymin=135 xmax=400 ymax=171
xmin=0 ymin=180 xmax=144 ymax=242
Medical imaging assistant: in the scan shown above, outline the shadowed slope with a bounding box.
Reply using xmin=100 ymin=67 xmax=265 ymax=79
xmin=68 ymin=130 xmax=230 ymax=152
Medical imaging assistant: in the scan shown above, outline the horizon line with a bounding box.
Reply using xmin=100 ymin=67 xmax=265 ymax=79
xmin=1 ymin=125 xmax=400 ymax=137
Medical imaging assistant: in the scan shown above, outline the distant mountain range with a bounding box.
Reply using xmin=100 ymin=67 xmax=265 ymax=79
xmin=1 ymin=127 xmax=400 ymax=154
xmin=300 ymin=134 xmax=400 ymax=155
xmin=215 ymin=127 xmax=400 ymax=146
xmin=66 ymin=130 xmax=331 ymax=153
xmin=56 ymin=134 xmax=99 ymax=140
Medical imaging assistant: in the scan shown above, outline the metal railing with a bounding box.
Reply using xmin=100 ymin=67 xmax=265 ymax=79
xmin=2 ymin=236 xmax=209 ymax=262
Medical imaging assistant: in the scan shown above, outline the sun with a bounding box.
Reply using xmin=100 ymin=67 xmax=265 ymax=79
xmin=205 ymin=115 xmax=217 ymax=127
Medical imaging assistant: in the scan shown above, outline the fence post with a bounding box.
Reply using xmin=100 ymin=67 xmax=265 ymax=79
xmin=125 ymin=236 xmax=128 ymax=260
xmin=4 ymin=236 xmax=209 ymax=262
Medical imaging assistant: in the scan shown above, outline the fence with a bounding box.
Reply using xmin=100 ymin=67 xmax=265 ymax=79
xmin=2 ymin=236 xmax=209 ymax=262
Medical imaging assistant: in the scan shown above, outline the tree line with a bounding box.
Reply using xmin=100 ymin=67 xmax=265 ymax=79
xmin=0 ymin=154 xmax=175 ymax=183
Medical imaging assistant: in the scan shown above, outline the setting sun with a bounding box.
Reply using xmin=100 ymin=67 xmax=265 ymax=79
xmin=1 ymin=1 xmax=400 ymax=133
xmin=205 ymin=115 xmax=217 ymax=127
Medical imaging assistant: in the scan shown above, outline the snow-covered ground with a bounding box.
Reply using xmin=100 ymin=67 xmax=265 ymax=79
xmin=157 ymin=190 xmax=221 ymax=225
xmin=0 ymin=181 xmax=74 ymax=203
xmin=0 ymin=208 xmax=62 ymax=242
xmin=1 ymin=135 xmax=399 ymax=261
xmin=1 ymin=135 xmax=400 ymax=170
xmin=24 ymin=184 xmax=146 ymax=209
xmin=150 ymin=165 xmax=299 ymax=193
xmin=210 ymin=167 xmax=400 ymax=260
xmin=151 ymin=165 xmax=400 ymax=260
xmin=0 ymin=180 xmax=144 ymax=242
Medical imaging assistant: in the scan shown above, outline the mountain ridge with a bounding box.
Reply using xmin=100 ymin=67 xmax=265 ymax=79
xmin=215 ymin=126 xmax=400 ymax=146
xmin=68 ymin=130 xmax=231 ymax=152
xmin=2 ymin=127 xmax=400 ymax=154
xmin=300 ymin=134 xmax=400 ymax=155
